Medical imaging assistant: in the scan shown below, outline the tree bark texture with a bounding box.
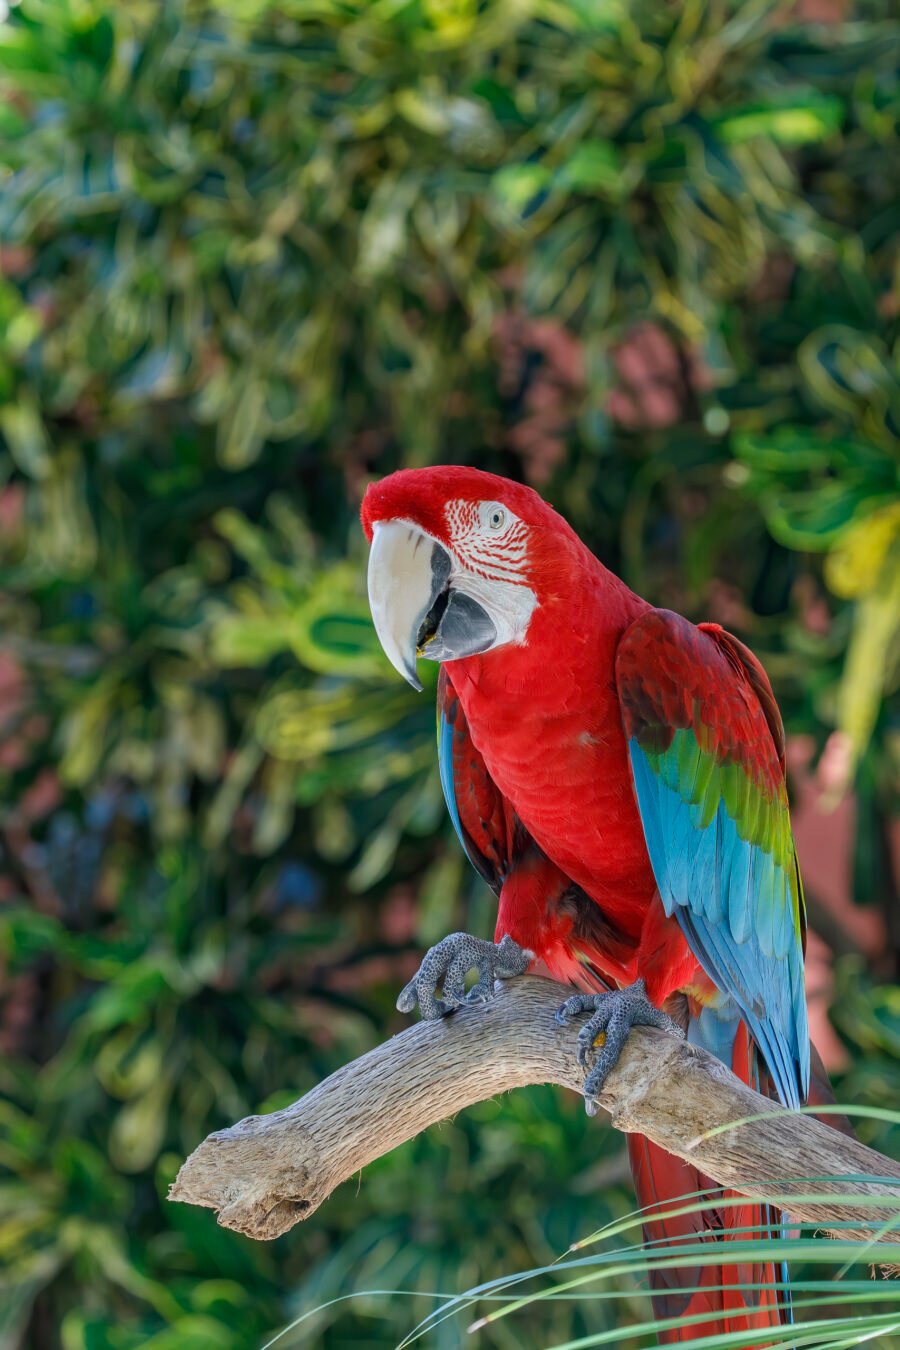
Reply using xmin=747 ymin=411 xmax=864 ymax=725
xmin=169 ymin=976 xmax=900 ymax=1242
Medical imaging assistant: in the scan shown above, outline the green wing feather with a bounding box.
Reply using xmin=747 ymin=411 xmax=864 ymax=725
xmin=617 ymin=610 xmax=809 ymax=1107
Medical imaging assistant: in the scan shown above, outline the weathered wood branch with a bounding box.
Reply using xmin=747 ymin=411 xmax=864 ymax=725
xmin=169 ymin=976 xmax=900 ymax=1242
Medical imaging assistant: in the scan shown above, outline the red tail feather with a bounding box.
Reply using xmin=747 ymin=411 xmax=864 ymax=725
xmin=627 ymin=1019 xmax=788 ymax=1344
xmin=627 ymin=1135 xmax=785 ymax=1344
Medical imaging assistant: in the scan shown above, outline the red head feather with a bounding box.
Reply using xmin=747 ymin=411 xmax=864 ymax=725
xmin=361 ymin=466 xmax=567 ymax=546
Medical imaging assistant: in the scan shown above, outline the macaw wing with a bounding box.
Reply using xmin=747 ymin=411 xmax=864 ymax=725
xmin=616 ymin=609 xmax=809 ymax=1108
xmin=437 ymin=668 xmax=516 ymax=894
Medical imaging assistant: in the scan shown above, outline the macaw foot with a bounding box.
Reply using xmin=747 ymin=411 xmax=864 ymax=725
xmin=397 ymin=932 xmax=533 ymax=1021
xmin=556 ymin=979 xmax=686 ymax=1116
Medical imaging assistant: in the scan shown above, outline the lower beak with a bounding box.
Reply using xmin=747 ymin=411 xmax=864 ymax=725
xmin=367 ymin=520 xmax=496 ymax=689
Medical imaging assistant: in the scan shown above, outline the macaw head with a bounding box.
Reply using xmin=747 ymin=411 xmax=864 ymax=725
xmin=361 ymin=466 xmax=577 ymax=690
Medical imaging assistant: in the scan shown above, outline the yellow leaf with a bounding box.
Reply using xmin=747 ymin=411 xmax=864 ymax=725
xmin=825 ymin=502 xmax=900 ymax=599
xmin=836 ymin=552 xmax=900 ymax=767
xmin=59 ymin=682 xmax=115 ymax=785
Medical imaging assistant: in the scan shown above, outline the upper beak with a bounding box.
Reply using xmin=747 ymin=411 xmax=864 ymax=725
xmin=367 ymin=520 xmax=498 ymax=689
xmin=367 ymin=521 xmax=450 ymax=691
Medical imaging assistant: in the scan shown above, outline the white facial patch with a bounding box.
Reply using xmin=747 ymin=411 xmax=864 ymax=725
xmin=444 ymin=498 xmax=538 ymax=647
xmin=444 ymin=499 xmax=529 ymax=583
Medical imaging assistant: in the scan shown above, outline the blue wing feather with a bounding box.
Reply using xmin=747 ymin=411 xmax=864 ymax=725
xmin=437 ymin=701 xmax=465 ymax=853
xmin=618 ymin=612 xmax=809 ymax=1111
xmin=629 ymin=736 xmax=808 ymax=1109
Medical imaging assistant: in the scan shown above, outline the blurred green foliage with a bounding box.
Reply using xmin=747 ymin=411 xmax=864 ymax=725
xmin=0 ymin=0 xmax=898 ymax=1345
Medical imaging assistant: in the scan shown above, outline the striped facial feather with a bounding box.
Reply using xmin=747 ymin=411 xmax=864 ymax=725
xmin=444 ymin=499 xmax=530 ymax=585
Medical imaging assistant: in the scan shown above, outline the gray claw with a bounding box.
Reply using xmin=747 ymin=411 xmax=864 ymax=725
xmin=556 ymin=979 xmax=685 ymax=1112
xmin=397 ymin=931 xmax=532 ymax=1021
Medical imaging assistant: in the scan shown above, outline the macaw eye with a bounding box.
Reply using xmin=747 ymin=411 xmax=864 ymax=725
xmin=488 ymin=507 xmax=506 ymax=531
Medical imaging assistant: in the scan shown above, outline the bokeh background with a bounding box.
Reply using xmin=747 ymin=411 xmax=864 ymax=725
xmin=0 ymin=1 xmax=898 ymax=1346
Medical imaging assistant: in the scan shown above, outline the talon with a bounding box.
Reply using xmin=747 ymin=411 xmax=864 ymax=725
xmin=555 ymin=980 xmax=683 ymax=1110
xmin=397 ymin=931 xmax=532 ymax=1021
xmin=396 ymin=984 xmax=417 ymax=1014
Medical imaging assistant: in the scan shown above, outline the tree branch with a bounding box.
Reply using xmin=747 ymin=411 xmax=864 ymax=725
xmin=169 ymin=976 xmax=900 ymax=1241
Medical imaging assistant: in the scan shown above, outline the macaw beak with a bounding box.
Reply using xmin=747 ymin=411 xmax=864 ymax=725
xmin=367 ymin=520 xmax=497 ymax=690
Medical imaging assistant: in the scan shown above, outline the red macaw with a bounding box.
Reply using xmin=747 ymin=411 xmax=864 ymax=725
xmin=362 ymin=465 xmax=810 ymax=1343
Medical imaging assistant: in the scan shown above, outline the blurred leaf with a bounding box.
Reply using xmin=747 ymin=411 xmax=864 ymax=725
xmin=0 ymin=395 xmax=51 ymax=479
xmin=217 ymin=379 xmax=268 ymax=470
xmin=835 ymin=548 xmax=900 ymax=769
xmin=109 ymin=1081 xmax=174 ymax=1175
xmin=287 ymin=571 xmax=390 ymax=678
xmin=492 ymin=163 xmax=553 ymax=214
xmin=714 ymin=96 xmax=845 ymax=146
xmin=825 ymin=502 xmax=900 ymax=599
xmin=559 ymin=141 xmax=626 ymax=195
